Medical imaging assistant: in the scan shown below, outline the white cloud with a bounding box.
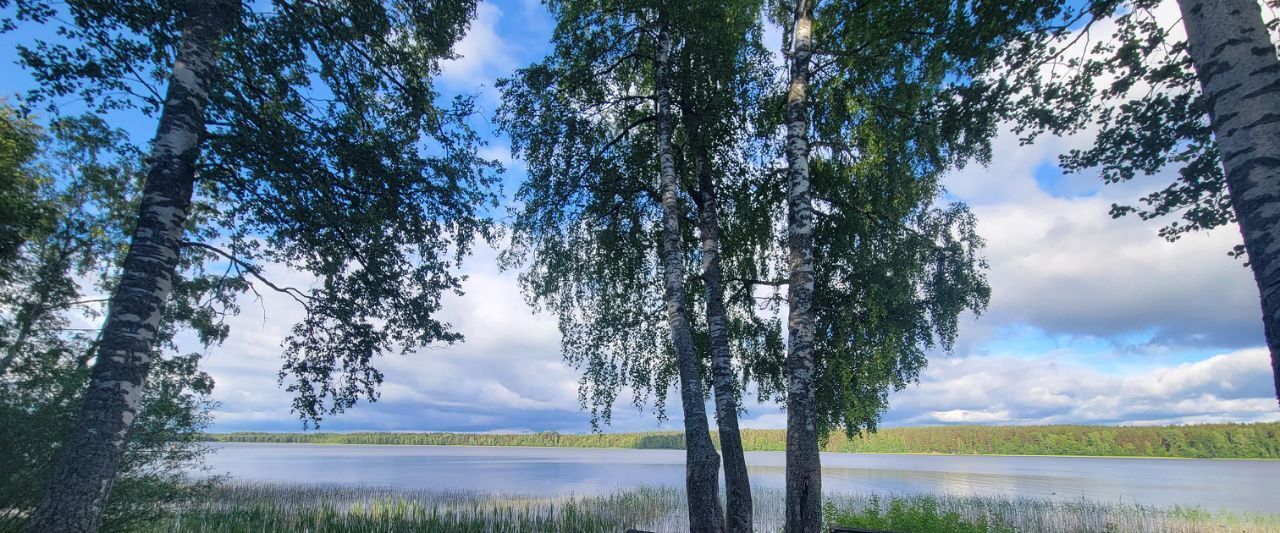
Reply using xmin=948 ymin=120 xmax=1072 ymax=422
xmin=197 ymin=242 xmax=600 ymax=432
xmin=197 ymin=123 xmax=1276 ymax=431
xmin=945 ymin=126 xmax=1261 ymax=350
xmin=440 ymin=2 xmax=517 ymax=91
xmin=883 ymin=348 xmax=1278 ymax=427
xmin=740 ymin=412 xmax=787 ymax=429
xmin=186 ymin=0 xmax=1276 ymax=433
xmin=931 ymin=409 xmax=1013 ymax=423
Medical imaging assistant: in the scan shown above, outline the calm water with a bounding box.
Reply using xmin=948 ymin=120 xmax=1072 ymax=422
xmin=203 ymin=442 xmax=1279 ymax=513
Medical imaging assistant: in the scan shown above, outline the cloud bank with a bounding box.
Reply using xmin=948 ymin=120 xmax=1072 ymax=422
xmin=193 ymin=0 xmax=1277 ymax=433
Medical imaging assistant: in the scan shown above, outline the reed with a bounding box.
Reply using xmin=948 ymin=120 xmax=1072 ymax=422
xmin=137 ymin=482 xmax=1280 ymax=532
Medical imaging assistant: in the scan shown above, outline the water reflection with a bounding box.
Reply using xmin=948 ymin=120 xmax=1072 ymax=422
xmin=201 ymin=443 xmax=1279 ymax=513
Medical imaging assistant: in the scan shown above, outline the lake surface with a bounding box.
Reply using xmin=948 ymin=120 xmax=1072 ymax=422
xmin=204 ymin=443 xmax=1279 ymax=513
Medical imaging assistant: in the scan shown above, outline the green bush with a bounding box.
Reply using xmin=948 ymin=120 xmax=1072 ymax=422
xmin=0 ymin=106 xmax=222 ymax=533
xmin=824 ymin=497 xmax=1013 ymax=533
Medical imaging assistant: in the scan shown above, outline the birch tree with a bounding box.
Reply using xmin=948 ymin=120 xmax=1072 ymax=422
xmin=499 ymin=1 xmax=780 ymax=529
xmin=20 ymin=3 xmax=238 ymax=528
xmin=0 ymin=107 xmax=228 ymax=532
xmin=767 ymin=0 xmax=1055 ymax=529
xmin=652 ymin=19 xmax=728 ymax=531
xmin=3 ymin=0 xmax=494 ymax=530
xmin=1180 ymin=0 xmax=1280 ymax=407
xmin=1006 ymin=0 xmax=1280 ymax=407
xmin=673 ymin=2 xmax=778 ymax=528
xmin=499 ymin=1 xmax=733 ymax=527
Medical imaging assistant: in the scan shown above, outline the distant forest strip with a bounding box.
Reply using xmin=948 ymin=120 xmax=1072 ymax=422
xmin=207 ymin=423 xmax=1280 ymax=459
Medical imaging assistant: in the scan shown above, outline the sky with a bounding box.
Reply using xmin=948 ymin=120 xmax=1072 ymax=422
xmin=4 ymin=0 xmax=1278 ymax=433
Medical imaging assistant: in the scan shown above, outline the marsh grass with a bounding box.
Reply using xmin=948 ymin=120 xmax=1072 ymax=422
xmin=140 ymin=483 xmax=682 ymax=532
xmin=818 ymin=493 xmax=1280 ymax=533
xmin=140 ymin=482 xmax=1280 ymax=532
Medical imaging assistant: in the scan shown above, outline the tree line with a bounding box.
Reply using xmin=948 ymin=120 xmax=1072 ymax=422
xmin=4 ymin=0 xmax=1280 ymax=531
xmin=208 ymin=422 xmax=1280 ymax=459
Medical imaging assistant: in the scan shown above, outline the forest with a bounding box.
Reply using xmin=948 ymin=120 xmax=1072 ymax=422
xmin=4 ymin=0 xmax=1280 ymax=531
xmin=211 ymin=422 xmax=1280 ymax=459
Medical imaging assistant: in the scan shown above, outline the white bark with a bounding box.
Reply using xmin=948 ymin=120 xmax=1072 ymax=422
xmin=653 ymin=21 xmax=726 ymax=533
xmin=783 ymin=1 xmax=822 ymax=531
xmin=1177 ymin=0 xmax=1280 ymax=407
xmin=23 ymin=2 xmax=236 ymax=531
xmin=695 ymin=149 xmax=753 ymax=533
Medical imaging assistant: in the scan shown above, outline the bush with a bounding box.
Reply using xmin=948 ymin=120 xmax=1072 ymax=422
xmin=824 ymin=497 xmax=1013 ymax=533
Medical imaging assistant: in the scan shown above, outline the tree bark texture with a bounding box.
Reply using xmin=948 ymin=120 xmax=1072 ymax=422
xmin=653 ymin=21 xmax=727 ymax=533
xmin=24 ymin=2 xmax=234 ymax=531
xmin=783 ymin=1 xmax=822 ymax=531
xmin=1178 ymin=0 xmax=1280 ymax=407
xmin=695 ymin=148 xmax=753 ymax=533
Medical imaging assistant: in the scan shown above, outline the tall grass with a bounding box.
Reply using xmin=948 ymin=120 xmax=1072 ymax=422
xmin=139 ymin=483 xmax=683 ymax=533
xmin=819 ymin=493 xmax=1280 ymax=533
xmin=140 ymin=482 xmax=1280 ymax=532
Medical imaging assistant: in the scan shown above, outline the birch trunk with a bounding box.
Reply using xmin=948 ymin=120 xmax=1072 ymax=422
xmin=653 ymin=22 xmax=726 ymax=533
xmin=783 ymin=1 xmax=822 ymax=531
xmin=1177 ymin=0 xmax=1280 ymax=407
xmin=695 ymin=148 xmax=753 ymax=532
xmin=24 ymin=2 xmax=234 ymax=530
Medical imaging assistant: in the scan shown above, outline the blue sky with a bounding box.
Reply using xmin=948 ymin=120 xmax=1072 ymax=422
xmin=4 ymin=0 xmax=1277 ymax=433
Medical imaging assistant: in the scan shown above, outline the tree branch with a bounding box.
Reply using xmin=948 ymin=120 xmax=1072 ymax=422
xmin=600 ymin=114 xmax=657 ymax=154
xmin=181 ymin=241 xmax=314 ymax=308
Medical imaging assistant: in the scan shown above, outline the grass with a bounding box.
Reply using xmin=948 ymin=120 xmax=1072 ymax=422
xmin=821 ymin=493 xmax=1280 ymax=533
xmin=138 ymin=483 xmax=684 ymax=533
xmin=138 ymin=482 xmax=1280 ymax=532
xmin=826 ymin=498 xmax=1009 ymax=533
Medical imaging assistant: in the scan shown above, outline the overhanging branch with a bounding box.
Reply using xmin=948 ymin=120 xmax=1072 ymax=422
xmin=181 ymin=240 xmax=315 ymax=309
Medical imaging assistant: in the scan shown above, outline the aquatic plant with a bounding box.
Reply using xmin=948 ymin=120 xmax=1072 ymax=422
xmin=136 ymin=482 xmax=1280 ymax=532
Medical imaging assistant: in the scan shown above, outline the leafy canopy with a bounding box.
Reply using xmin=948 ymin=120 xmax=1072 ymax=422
xmin=2 ymin=0 xmax=500 ymax=424
xmin=756 ymin=0 xmax=1072 ymax=435
xmin=1000 ymin=0 xmax=1263 ymax=252
xmin=498 ymin=0 xmax=783 ymax=427
xmin=0 ymin=107 xmax=219 ymax=533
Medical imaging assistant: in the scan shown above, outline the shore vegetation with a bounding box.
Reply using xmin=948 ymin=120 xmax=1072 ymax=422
xmin=138 ymin=482 xmax=1280 ymax=533
xmin=208 ymin=422 xmax=1280 ymax=459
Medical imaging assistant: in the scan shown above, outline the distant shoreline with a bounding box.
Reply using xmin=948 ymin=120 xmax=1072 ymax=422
xmin=204 ymin=422 xmax=1280 ymax=460
xmin=206 ymin=440 xmax=1280 ymax=461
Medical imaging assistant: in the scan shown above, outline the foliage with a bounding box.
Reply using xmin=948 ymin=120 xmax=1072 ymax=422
xmin=1002 ymin=0 xmax=1255 ymax=250
xmin=210 ymin=430 xmax=689 ymax=449
xmin=135 ymin=483 xmax=1280 ymax=533
xmin=824 ymin=497 xmax=1010 ymax=533
xmin=496 ymin=0 xmax=778 ymax=427
xmin=1 ymin=0 xmax=500 ymax=425
xmin=0 ymin=104 xmax=46 ymax=268
xmin=820 ymin=491 xmax=1280 ymax=533
xmin=753 ymin=0 xmax=1080 ymax=436
xmin=208 ymin=422 xmax=1280 ymax=459
xmin=135 ymin=483 xmax=682 ymax=533
xmin=0 ymin=107 xmax=218 ymax=532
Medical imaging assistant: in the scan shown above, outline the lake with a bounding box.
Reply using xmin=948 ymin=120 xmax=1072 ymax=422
xmin=203 ymin=442 xmax=1279 ymax=513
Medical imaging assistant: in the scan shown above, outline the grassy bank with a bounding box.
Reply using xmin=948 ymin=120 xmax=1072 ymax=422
xmin=140 ymin=482 xmax=1280 ymax=532
xmin=208 ymin=422 xmax=1280 ymax=459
